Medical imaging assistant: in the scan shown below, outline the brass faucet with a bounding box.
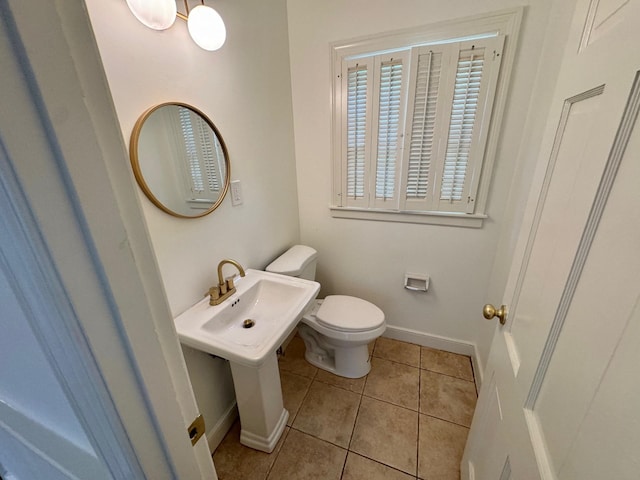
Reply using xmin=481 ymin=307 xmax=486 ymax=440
xmin=208 ymin=259 xmax=246 ymax=306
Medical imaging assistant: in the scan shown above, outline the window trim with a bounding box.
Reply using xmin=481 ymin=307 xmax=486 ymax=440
xmin=330 ymin=8 xmax=523 ymax=227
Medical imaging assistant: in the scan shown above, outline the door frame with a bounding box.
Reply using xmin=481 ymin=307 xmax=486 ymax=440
xmin=0 ymin=1 xmax=215 ymax=478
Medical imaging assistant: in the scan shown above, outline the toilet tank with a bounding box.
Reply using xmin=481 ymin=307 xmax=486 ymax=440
xmin=266 ymin=245 xmax=318 ymax=280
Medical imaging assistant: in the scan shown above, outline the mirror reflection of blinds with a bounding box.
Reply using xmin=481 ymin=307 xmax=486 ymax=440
xmin=179 ymin=108 xmax=205 ymax=194
xmin=178 ymin=107 xmax=222 ymax=197
xmin=406 ymin=50 xmax=442 ymax=200
xmin=195 ymin=116 xmax=221 ymax=193
xmin=441 ymin=47 xmax=485 ymax=202
xmin=214 ymin=135 xmax=226 ymax=191
xmin=346 ymin=65 xmax=368 ymax=200
xmin=375 ymin=60 xmax=403 ymax=201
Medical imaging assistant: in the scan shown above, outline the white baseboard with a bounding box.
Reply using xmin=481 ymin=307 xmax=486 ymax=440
xmin=206 ymin=402 xmax=238 ymax=453
xmin=383 ymin=325 xmax=484 ymax=389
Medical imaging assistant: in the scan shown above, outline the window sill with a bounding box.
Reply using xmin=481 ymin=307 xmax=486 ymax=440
xmin=330 ymin=206 xmax=487 ymax=228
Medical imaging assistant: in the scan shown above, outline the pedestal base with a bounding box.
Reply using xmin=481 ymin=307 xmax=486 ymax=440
xmin=229 ymin=352 xmax=288 ymax=453
xmin=239 ymin=408 xmax=288 ymax=453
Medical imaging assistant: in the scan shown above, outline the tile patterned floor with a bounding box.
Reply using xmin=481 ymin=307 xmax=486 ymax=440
xmin=213 ymin=336 xmax=477 ymax=480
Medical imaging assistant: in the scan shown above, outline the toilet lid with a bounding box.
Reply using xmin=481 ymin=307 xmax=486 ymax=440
xmin=316 ymin=295 xmax=385 ymax=332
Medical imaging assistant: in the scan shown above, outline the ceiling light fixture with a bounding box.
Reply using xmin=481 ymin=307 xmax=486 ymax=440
xmin=125 ymin=0 xmax=177 ymax=30
xmin=126 ymin=0 xmax=226 ymax=51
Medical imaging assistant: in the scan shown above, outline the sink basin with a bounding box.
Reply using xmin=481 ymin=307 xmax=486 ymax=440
xmin=174 ymin=269 xmax=320 ymax=367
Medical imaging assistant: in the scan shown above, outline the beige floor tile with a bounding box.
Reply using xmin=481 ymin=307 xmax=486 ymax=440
xmin=213 ymin=421 xmax=288 ymax=480
xmin=420 ymin=371 xmax=477 ymax=427
xmin=292 ymin=380 xmax=360 ymax=447
xmin=363 ymin=357 xmax=419 ymax=410
xmin=350 ymin=396 xmax=418 ymax=475
xmin=368 ymin=340 xmax=376 ymax=358
xmin=315 ymin=368 xmax=367 ymax=394
xmin=280 ymin=370 xmax=313 ymax=426
xmin=266 ymin=429 xmax=346 ymax=480
xmin=421 ymin=347 xmax=474 ymax=382
xmin=342 ymin=452 xmax=415 ymax=480
xmin=418 ymin=415 xmax=469 ymax=480
xmin=373 ymin=337 xmax=421 ymax=367
xmin=278 ymin=336 xmax=318 ymax=378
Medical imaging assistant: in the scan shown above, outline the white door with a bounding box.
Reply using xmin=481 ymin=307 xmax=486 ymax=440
xmin=0 ymin=2 xmax=216 ymax=478
xmin=463 ymin=0 xmax=640 ymax=478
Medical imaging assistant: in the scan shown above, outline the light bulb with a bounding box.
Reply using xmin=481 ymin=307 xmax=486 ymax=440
xmin=187 ymin=5 xmax=226 ymax=51
xmin=126 ymin=0 xmax=176 ymax=30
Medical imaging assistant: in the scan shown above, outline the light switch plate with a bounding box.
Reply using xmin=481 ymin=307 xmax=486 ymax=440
xmin=230 ymin=180 xmax=243 ymax=206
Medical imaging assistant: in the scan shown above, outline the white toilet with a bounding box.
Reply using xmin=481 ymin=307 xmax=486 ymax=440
xmin=266 ymin=245 xmax=385 ymax=378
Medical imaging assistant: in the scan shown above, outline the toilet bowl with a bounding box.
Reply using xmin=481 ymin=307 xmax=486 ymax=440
xmin=266 ymin=245 xmax=385 ymax=378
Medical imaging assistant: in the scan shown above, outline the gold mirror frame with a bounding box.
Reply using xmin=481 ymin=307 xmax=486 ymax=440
xmin=129 ymin=102 xmax=231 ymax=219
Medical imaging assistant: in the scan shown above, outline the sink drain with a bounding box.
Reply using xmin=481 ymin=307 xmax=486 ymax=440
xmin=242 ymin=319 xmax=255 ymax=329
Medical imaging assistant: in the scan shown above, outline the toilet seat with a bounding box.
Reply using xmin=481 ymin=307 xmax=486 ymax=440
xmin=316 ymin=295 xmax=384 ymax=333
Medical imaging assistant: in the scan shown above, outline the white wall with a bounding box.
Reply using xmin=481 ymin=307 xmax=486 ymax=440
xmin=85 ymin=0 xmax=300 ymax=443
xmin=286 ymin=0 xmax=572 ymax=371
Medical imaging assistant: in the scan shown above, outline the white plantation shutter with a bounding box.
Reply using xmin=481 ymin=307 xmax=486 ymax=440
xmin=344 ymin=61 xmax=371 ymax=205
xmin=335 ymin=34 xmax=504 ymax=217
xmin=400 ymin=45 xmax=452 ymax=211
xmin=435 ymin=37 xmax=503 ymax=212
xmin=440 ymin=46 xmax=485 ymax=203
xmin=373 ymin=58 xmax=404 ymax=205
xmin=406 ymin=50 xmax=442 ymax=199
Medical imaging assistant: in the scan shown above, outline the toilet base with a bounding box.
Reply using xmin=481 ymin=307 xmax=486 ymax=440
xmin=298 ymin=323 xmax=372 ymax=379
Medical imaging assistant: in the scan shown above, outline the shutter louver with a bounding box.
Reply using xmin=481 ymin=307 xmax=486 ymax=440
xmin=346 ymin=65 xmax=368 ymax=200
xmin=178 ymin=108 xmax=204 ymax=195
xmin=440 ymin=47 xmax=485 ymax=202
xmin=406 ymin=50 xmax=442 ymax=200
xmin=375 ymin=60 xmax=403 ymax=201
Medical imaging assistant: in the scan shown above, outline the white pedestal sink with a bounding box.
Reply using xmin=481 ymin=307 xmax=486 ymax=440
xmin=174 ymin=269 xmax=320 ymax=452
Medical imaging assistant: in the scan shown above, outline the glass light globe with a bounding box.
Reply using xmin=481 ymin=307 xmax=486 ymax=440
xmin=187 ymin=5 xmax=226 ymax=51
xmin=126 ymin=0 xmax=176 ymax=30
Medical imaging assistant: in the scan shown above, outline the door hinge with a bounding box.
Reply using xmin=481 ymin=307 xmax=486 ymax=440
xmin=188 ymin=414 xmax=205 ymax=446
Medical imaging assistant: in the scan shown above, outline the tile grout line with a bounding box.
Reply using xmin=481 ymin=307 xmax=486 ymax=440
xmin=263 ymin=426 xmax=290 ymax=480
xmin=346 ymin=368 xmax=368 ymax=452
xmin=420 ymin=366 xmax=475 ymax=383
xmin=285 ymin=367 xmax=316 ymax=428
xmin=421 ymin=412 xmax=472 ymax=430
xmin=339 ymin=346 xmax=373 ymax=478
xmin=371 ymin=352 xmax=421 ymax=370
xmin=313 ymin=376 xmax=366 ymax=396
xmin=360 ymin=391 xmax=419 ymax=413
xmin=346 ymin=451 xmax=421 ymax=479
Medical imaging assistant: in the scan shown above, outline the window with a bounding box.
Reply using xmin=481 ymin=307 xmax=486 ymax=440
xmin=331 ymin=12 xmax=519 ymax=227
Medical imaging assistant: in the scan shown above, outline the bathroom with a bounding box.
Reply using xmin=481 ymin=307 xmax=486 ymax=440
xmin=5 ymin=0 xmax=638 ymax=478
xmin=84 ymin=0 xmax=566 ymax=453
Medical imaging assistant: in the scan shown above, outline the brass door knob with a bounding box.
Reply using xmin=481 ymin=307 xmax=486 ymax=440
xmin=483 ymin=304 xmax=507 ymax=325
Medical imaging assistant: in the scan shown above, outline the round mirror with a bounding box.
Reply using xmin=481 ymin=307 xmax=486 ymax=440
xmin=130 ymin=102 xmax=230 ymax=218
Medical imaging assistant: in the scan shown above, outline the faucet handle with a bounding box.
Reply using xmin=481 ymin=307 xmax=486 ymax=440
xmin=208 ymin=286 xmax=220 ymax=305
xmin=226 ymin=277 xmax=235 ymax=292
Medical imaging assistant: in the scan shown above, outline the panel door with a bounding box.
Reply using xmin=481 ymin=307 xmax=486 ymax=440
xmin=463 ymin=0 xmax=640 ymax=478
